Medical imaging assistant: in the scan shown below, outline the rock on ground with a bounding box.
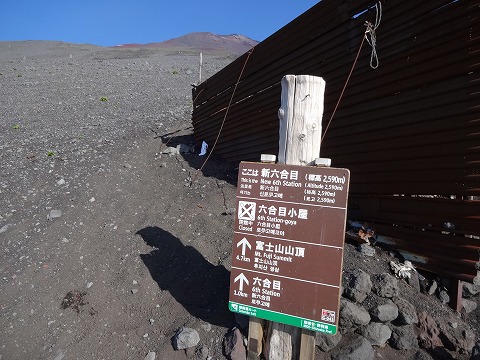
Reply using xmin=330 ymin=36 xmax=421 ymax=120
xmin=389 ymin=324 xmax=419 ymax=350
xmin=437 ymin=318 xmax=476 ymax=354
xmin=462 ymin=298 xmax=478 ymax=314
xmin=417 ymin=311 xmax=443 ymax=350
xmin=223 ymin=327 xmax=246 ymax=360
xmin=339 ymin=298 xmax=371 ymax=333
xmin=316 ymin=331 xmax=342 ymax=352
xmin=369 ymin=299 xmax=398 ymax=322
xmin=359 ymin=322 xmax=391 ymax=347
xmin=463 ymin=282 xmax=480 ymax=298
xmin=331 ymin=335 xmax=374 ymax=360
xmin=392 ymin=296 xmax=418 ymax=325
xmin=144 ymin=352 xmax=156 ymax=360
xmin=358 ymin=243 xmax=376 ymax=257
xmin=172 ymin=327 xmax=200 ymax=350
xmin=471 ymin=341 xmax=480 ymax=360
xmin=344 ymin=268 xmax=372 ymax=303
xmin=372 ymin=273 xmax=400 ymax=298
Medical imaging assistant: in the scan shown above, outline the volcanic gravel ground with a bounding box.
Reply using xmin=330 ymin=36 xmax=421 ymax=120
xmin=0 ymin=41 xmax=238 ymax=360
xmin=0 ymin=41 xmax=478 ymax=360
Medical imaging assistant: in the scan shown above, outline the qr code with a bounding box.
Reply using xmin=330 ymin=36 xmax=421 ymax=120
xmin=321 ymin=309 xmax=336 ymax=323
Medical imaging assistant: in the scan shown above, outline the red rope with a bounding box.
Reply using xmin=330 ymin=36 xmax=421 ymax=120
xmin=321 ymin=34 xmax=366 ymax=143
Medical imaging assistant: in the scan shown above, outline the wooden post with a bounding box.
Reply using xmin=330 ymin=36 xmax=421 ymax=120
xmin=265 ymin=322 xmax=300 ymax=359
xmin=263 ymin=74 xmax=326 ymax=360
xmin=449 ymin=279 xmax=463 ymax=312
xmin=299 ymin=330 xmax=317 ymax=360
xmin=247 ymin=317 xmax=265 ymax=359
xmin=246 ymin=153 xmax=276 ymax=360
xmin=278 ymin=75 xmax=325 ymax=166
xmin=199 ymin=52 xmax=203 ymax=84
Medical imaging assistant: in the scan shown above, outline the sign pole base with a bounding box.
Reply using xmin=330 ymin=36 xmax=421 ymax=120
xmin=247 ymin=317 xmax=264 ymax=359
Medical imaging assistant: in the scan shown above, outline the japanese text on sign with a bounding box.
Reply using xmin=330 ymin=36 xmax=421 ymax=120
xmin=230 ymin=162 xmax=350 ymax=335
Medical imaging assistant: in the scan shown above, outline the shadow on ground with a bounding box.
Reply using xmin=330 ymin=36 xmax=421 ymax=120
xmin=137 ymin=226 xmax=236 ymax=328
xmin=158 ymin=132 xmax=238 ymax=185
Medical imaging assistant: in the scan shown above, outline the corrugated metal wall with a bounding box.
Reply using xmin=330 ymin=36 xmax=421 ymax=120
xmin=192 ymin=0 xmax=480 ymax=282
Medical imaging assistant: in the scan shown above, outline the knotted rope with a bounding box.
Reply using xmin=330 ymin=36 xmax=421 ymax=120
xmin=321 ymin=2 xmax=382 ymax=141
xmin=364 ymin=1 xmax=382 ymax=69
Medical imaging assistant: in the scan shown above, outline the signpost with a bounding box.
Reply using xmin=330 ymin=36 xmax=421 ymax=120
xmin=227 ymin=74 xmax=343 ymax=359
xmin=229 ymin=161 xmax=350 ymax=335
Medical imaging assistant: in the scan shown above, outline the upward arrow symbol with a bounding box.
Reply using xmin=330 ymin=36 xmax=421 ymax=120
xmin=237 ymin=237 xmax=252 ymax=257
xmin=234 ymin=273 xmax=249 ymax=292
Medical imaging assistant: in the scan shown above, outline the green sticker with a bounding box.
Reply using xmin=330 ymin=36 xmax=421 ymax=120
xmin=229 ymin=302 xmax=337 ymax=335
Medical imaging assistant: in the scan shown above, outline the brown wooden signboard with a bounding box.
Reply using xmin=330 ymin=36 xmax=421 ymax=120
xmin=229 ymin=162 xmax=350 ymax=334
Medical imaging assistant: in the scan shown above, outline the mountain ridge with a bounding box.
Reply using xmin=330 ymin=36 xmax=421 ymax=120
xmin=115 ymin=32 xmax=258 ymax=55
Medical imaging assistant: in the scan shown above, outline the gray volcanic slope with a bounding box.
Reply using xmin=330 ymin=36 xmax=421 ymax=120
xmin=0 ymin=40 xmax=232 ymax=227
xmin=0 ymin=40 xmax=237 ymax=360
xmin=0 ymin=40 xmax=479 ymax=360
xmin=139 ymin=32 xmax=259 ymax=55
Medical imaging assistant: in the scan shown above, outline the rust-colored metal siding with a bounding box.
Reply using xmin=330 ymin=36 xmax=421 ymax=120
xmin=192 ymin=0 xmax=480 ymax=282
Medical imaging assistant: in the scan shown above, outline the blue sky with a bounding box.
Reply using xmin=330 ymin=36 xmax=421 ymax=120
xmin=0 ymin=1 xmax=319 ymax=47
